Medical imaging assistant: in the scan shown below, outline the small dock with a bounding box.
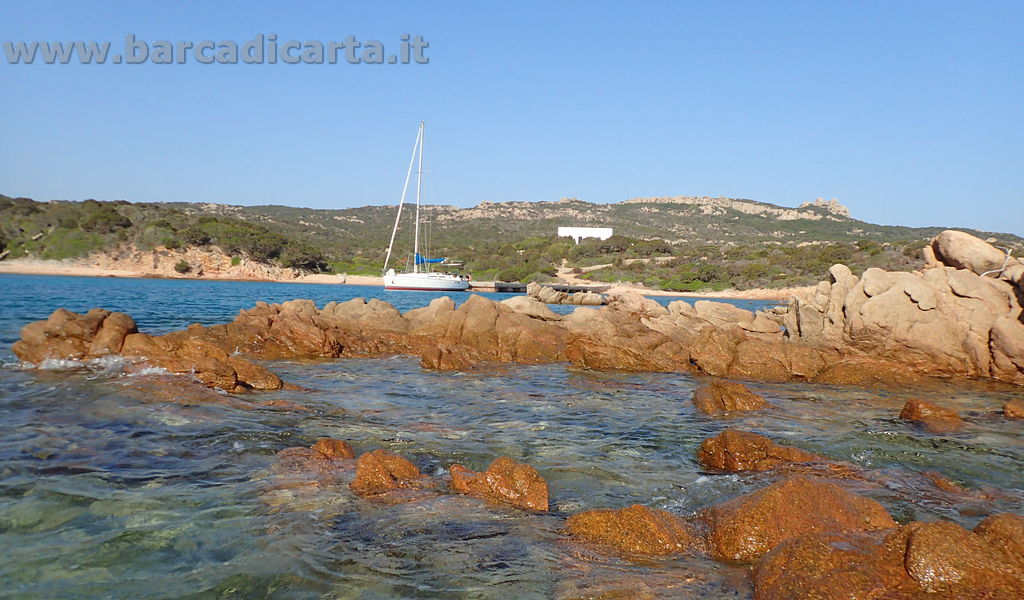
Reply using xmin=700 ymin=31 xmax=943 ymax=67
xmin=469 ymin=282 xmax=610 ymax=294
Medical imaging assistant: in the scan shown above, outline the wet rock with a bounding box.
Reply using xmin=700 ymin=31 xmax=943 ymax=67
xmin=270 ymin=445 xmax=354 ymax=490
xmin=566 ymin=504 xmax=701 ymax=556
xmin=698 ymin=476 xmax=896 ymax=562
xmin=900 ymin=398 xmax=964 ymax=433
xmin=752 ymin=531 xmax=902 ymax=600
xmin=312 ymin=437 xmax=355 ymax=460
xmin=1003 ymin=400 xmax=1024 ymax=418
xmin=225 ymin=357 xmax=283 ymax=391
xmin=811 ymin=357 xmax=930 ymax=387
xmin=974 ymin=513 xmax=1024 ymax=568
xmin=898 ymin=520 xmax=1024 ymax=594
xmin=696 ymin=430 xmax=825 ymax=472
xmin=691 ymin=381 xmax=767 ymax=416
xmin=449 ymin=456 xmax=548 ymax=511
xmin=754 ymin=519 xmax=1024 ymax=600
xmin=349 ymin=449 xmax=425 ymax=496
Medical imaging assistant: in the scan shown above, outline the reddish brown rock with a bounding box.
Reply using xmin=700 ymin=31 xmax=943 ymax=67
xmin=270 ymin=446 xmax=355 ymax=490
xmin=975 ymin=513 xmax=1024 ymax=568
xmin=897 ymin=520 xmax=1024 ymax=594
xmin=13 ymin=308 xmax=130 ymax=363
xmin=811 ymin=357 xmax=931 ymax=387
xmin=691 ymin=381 xmax=767 ymax=416
xmin=87 ymin=311 xmax=138 ymax=356
xmin=562 ymin=306 xmax=691 ymax=372
xmin=449 ymin=456 xmax=548 ymax=511
xmin=754 ymin=519 xmax=1024 ymax=600
xmin=697 ymin=430 xmax=826 ymax=472
xmin=900 ymin=398 xmax=964 ymax=433
xmin=566 ymin=504 xmax=701 ymax=556
xmin=752 ymin=530 xmax=902 ymax=600
xmin=349 ymin=449 xmax=424 ymax=496
xmin=312 ymin=438 xmax=355 ymax=460
xmin=415 ymin=295 xmax=568 ymax=370
xmin=698 ymin=476 xmax=897 ymax=562
xmin=1004 ymin=399 xmax=1024 ymax=418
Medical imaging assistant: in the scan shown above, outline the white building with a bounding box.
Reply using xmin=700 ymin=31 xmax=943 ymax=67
xmin=558 ymin=226 xmax=613 ymax=244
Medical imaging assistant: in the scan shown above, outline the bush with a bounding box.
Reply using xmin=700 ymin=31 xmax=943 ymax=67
xmin=174 ymin=260 xmax=191 ymax=274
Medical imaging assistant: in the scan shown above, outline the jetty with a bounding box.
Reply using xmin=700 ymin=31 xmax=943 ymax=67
xmin=469 ymin=281 xmax=610 ymax=294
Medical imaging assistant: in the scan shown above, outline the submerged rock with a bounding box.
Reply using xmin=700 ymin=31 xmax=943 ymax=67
xmin=270 ymin=441 xmax=356 ymax=490
xmin=349 ymin=449 xmax=425 ymax=496
xmin=691 ymin=381 xmax=767 ymax=416
xmin=900 ymin=398 xmax=964 ymax=433
xmin=312 ymin=438 xmax=355 ymax=460
xmin=449 ymin=456 xmax=548 ymax=511
xmin=565 ymin=504 xmax=701 ymax=556
xmin=696 ymin=430 xmax=825 ymax=472
xmin=698 ymin=476 xmax=896 ymax=562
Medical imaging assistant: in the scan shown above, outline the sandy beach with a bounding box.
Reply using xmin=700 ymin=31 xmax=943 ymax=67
xmin=0 ymin=259 xmax=809 ymax=301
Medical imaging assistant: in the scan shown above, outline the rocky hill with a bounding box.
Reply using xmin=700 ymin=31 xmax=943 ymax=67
xmin=3 ymin=193 xmax=1021 ymax=291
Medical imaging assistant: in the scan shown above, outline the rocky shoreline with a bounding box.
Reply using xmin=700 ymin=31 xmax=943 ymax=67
xmin=9 ymin=229 xmax=1024 ymax=598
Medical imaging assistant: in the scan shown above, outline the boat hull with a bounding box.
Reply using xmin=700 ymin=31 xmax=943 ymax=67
xmin=384 ymin=272 xmax=470 ymax=292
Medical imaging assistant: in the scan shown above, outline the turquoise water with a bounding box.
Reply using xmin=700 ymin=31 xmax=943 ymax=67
xmin=0 ymin=274 xmax=1021 ymax=599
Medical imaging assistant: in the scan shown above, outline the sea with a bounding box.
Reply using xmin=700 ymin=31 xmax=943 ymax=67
xmin=0 ymin=273 xmax=1020 ymax=599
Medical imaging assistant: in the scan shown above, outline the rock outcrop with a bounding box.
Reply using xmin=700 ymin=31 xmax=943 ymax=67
xmin=783 ymin=230 xmax=1024 ymax=385
xmin=697 ymin=430 xmax=825 ymax=471
xmin=349 ymin=449 xmax=425 ymax=496
xmin=565 ymin=504 xmax=701 ymax=556
xmin=449 ymin=456 xmax=548 ymax=511
xmin=697 ymin=476 xmax=897 ymax=562
xmin=900 ymin=398 xmax=964 ymax=434
xmin=691 ymin=381 xmax=768 ymax=416
xmin=13 ymin=229 xmax=1024 ymax=392
xmin=1005 ymin=399 xmax=1024 ymax=418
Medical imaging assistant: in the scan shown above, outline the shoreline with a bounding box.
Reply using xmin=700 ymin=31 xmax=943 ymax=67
xmin=0 ymin=260 xmax=807 ymax=302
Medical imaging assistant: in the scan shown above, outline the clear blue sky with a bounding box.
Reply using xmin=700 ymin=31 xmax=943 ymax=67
xmin=2 ymin=1 xmax=1021 ymax=234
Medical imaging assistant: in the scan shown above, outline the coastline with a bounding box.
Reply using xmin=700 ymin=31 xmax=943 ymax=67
xmin=0 ymin=259 xmax=808 ymax=301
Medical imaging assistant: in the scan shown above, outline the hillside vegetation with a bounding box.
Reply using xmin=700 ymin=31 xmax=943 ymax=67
xmin=0 ymin=195 xmax=327 ymax=270
xmin=2 ymin=193 xmax=1021 ymax=291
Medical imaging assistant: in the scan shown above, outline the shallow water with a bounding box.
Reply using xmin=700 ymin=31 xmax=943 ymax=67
xmin=0 ymin=274 xmax=1021 ymax=599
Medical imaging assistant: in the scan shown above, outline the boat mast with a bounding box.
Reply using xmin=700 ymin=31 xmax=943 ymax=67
xmin=413 ymin=120 xmax=424 ymax=274
xmin=382 ymin=125 xmax=422 ymax=275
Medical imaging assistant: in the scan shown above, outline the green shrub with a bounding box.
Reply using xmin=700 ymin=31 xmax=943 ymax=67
xmin=174 ymin=260 xmax=191 ymax=274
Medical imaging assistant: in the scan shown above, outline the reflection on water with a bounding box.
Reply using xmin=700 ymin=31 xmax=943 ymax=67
xmin=0 ymin=275 xmax=1020 ymax=599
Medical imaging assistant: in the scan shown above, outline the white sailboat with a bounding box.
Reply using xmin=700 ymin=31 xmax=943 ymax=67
xmin=382 ymin=121 xmax=470 ymax=291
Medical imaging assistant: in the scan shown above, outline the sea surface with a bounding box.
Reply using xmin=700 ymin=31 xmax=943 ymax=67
xmin=0 ymin=273 xmax=1021 ymax=599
